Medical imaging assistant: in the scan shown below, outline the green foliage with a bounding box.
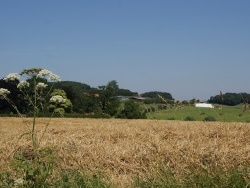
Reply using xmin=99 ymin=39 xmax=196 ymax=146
xmin=55 ymin=81 xmax=121 ymax=115
xmin=208 ymin=92 xmax=250 ymax=106
xmin=151 ymin=107 xmax=156 ymax=112
xmin=145 ymin=98 xmax=173 ymax=105
xmin=97 ymin=80 xmax=121 ymax=117
xmin=0 ymin=79 xmax=28 ymax=113
xmin=50 ymin=81 xmax=99 ymax=114
xmin=147 ymin=105 xmax=250 ymax=122
xmin=0 ymin=147 xmax=112 ymax=188
xmin=117 ymin=100 xmax=146 ymax=119
xmin=203 ymin=115 xmax=217 ymax=122
xmin=157 ymin=105 xmax=165 ymax=110
xmin=133 ymin=165 xmax=250 ymax=188
xmin=184 ymin=116 xmax=195 ymax=121
xmin=55 ymin=170 xmax=112 ymax=188
xmin=114 ymin=88 xmax=138 ymax=96
xmin=184 ymin=168 xmax=248 ymax=188
xmin=141 ymin=91 xmax=174 ymax=100
xmin=54 ymin=81 xmax=92 ymax=92
xmin=9 ymin=146 xmax=58 ymax=188
xmin=49 ymin=89 xmax=73 ymax=113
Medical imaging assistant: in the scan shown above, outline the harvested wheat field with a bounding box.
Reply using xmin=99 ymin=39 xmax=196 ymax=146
xmin=1 ymin=117 xmax=250 ymax=187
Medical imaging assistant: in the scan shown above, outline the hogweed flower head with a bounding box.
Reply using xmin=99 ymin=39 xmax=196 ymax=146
xmin=50 ymin=95 xmax=66 ymax=103
xmin=49 ymin=73 xmax=61 ymax=81
xmin=0 ymin=88 xmax=10 ymax=98
xmin=3 ymin=73 xmax=20 ymax=82
xmin=36 ymin=69 xmax=51 ymax=77
xmin=17 ymin=81 xmax=30 ymax=89
xmin=37 ymin=69 xmax=61 ymax=81
xmin=36 ymin=82 xmax=48 ymax=89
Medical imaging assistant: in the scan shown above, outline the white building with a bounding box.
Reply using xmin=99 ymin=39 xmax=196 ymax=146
xmin=195 ymin=103 xmax=214 ymax=108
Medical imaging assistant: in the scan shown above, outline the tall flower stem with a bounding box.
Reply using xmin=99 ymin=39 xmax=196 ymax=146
xmin=1 ymin=68 xmax=62 ymax=150
xmin=32 ymin=77 xmax=37 ymax=150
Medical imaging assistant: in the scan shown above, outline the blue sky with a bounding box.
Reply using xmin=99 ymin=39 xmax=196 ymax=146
xmin=1 ymin=1 xmax=250 ymax=100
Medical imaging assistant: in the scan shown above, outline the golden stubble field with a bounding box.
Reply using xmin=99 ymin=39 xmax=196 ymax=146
xmin=1 ymin=117 xmax=250 ymax=186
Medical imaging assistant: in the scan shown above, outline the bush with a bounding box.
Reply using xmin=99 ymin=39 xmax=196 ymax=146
xmin=203 ymin=115 xmax=217 ymax=122
xmin=167 ymin=117 xmax=175 ymax=120
xmin=184 ymin=116 xmax=195 ymax=121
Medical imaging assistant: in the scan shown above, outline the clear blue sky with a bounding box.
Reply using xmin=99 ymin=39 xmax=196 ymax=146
xmin=1 ymin=1 xmax=250 ymax=100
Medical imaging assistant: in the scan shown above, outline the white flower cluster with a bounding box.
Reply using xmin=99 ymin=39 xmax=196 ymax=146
xmin=50 ymin=95 xmax=66 ymax=103
xmin=3 ymin=73 xmax=20 ymax=82
xmin=37 ymin=69 xmax=61 ymax=81
xmin=36 ymin=82 xmax=48 ymax=89
xmin=0 ymin=88 xmax=10 ymax=98
xmin=17 ymin=81 xmax=30 ymax=89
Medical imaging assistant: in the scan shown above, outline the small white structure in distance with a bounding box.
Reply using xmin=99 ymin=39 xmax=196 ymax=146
xmin=195 ymin=103 xmax=214 ymax=108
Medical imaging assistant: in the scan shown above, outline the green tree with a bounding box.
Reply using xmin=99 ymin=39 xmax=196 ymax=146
xmin=98 ymin=80 xmax=120 ymax=116
xmin=208 ymin=92 xmax=242 ymax=106
xmin=117 ymin=100 xmax=146 ymax=119
xmin=53 ymin=81 xmax=99 ymax=113
xmin=141 ymin=91 xmax=174 ymax=100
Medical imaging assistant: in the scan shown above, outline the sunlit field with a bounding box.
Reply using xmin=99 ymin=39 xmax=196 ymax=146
xmin=1 ymin=118 xmax=250 ymax=187
xmin=147 ymin=104 xmax=250 ymax=122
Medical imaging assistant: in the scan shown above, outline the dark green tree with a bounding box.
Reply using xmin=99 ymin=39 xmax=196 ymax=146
xmin=141 ymin=91 xmax=174 ymax=100
xmin=53 ymin=81 xmax=97 ymax=113
xmin=208 ymin=92 xmax=242 ymax=106
xmin=0 ymin=79 xmax=28 ymax=113
xmin=98 ymin=80 xmax=120 ymax=116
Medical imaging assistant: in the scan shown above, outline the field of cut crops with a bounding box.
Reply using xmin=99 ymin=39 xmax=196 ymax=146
xmin=1 ymin=118 xmax=250 ymax=187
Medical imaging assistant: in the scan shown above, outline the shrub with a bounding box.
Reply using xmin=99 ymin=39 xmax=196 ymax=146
xmin=203 ymin=115 xmax=217 ymax=122
xmin=167 ymin=117 xmax=175 ymax=120
xmin=184 ymin=116 xmax=195 ymax=121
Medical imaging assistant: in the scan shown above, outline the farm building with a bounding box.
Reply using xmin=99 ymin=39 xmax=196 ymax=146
xmin=114 ymin=96 xmax=148 ymax=101
xmin=195 ymin=103 xmax=214 ymax=108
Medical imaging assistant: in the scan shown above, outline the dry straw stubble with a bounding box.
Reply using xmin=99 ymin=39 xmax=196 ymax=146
xmin=1 ymin=117 xmax=250 ymax=187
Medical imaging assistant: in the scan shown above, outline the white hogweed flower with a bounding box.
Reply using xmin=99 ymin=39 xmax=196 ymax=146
xmin=37 ymin=69 xmax=61 ymax=81
xmin=50 ymin=95 xmax=66 ymax=103
xmin=36 ymin=82 xmax=48 ymax=89
xmin=49 ymin=73 xmax=61 ymax=81
xmin=3 ymin=73 xmax=20 ymax=82
xmin=17 ymin=81 xmax=30 ymax=89
xmin=0 ymin=88 xmax=10 ymax=98
xmin=36 ymin=69 xmax=51 ymax=77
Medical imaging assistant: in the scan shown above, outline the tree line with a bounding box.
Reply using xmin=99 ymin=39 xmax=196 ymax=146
xmin=2 ymin=75 xmax=250 ymax=119
xmin=0 ymin=78 xmax=173 ymax=119
xmin=208 ymin=92 xmax=250 ymax=106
